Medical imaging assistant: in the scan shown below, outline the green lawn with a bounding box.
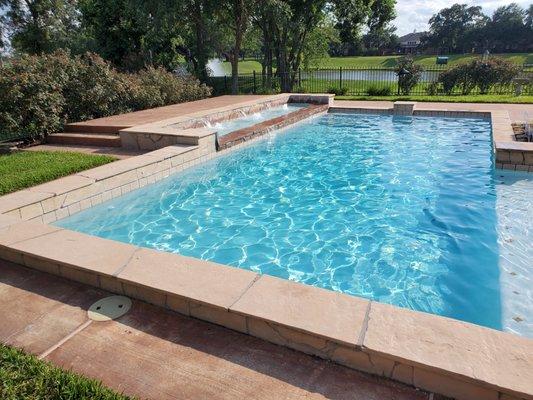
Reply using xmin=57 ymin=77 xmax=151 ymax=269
xmin=335 ymin=94 xmax=533 ymax=104
xmin=0 ymin=151 xmax=116 ymax=195
xmin=0 ymin=344 xmax=132 ymax=399
xmin=222 ymin=53 xmax=533 ymax=74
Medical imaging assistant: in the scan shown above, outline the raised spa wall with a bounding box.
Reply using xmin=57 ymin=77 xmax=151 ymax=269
xmin=0 ymin=97 xmax=532 ymax=400
xmin=119 ymin=94 xmax=333 ymax=152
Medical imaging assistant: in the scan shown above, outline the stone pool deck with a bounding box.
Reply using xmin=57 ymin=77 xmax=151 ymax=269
xmin=1 ymin=95 xmax=532 ymax=400
xmin=0 ymin=259 xmax=429 ymax=400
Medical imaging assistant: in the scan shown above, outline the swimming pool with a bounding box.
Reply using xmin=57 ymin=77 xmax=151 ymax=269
xmin=55 ymin=113 xmax=533 ymax=334
xmin=211 ymin=103 xmax=307 ymax=136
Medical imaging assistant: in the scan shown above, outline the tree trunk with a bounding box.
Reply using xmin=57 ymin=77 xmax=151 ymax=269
xmin=230 ymin=0 xmax=246 ymax=95
xmin=189 ymin=1 xmax=209 ymax=82
xmin=230 ymin=52 xmax=240 ymax=94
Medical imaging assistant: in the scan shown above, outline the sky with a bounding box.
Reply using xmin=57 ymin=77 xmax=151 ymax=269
xmin=393 ymin=0 xmax=532 ymax=36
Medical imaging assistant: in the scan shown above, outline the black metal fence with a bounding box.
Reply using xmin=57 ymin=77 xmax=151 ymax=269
xmin=209 ymin=65 xmax=533 ymax=96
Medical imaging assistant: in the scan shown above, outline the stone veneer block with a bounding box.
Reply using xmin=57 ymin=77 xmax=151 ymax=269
xmin=19 ymin=202 xmax=45 ymax=220
xmin=189 ymin=302 xmax=247 ymax=333
xmin=248 ymin=318 xmax=335 ymax=358
xmin=21 ymin=253 xmax=60 ymax=275
xmin=122 ymin=282 xmax=167 ymax=308
xmin=413 ymin=367 xmax=498 ymax=400
xmin=99 ymin=275 xmax=124 ymax=294
xmin=144 ymin=145 xmax=197 ymax=160
xmin=362 ymin=302 xmax=533 ymax=399
xmin=288 ymin=94 xmax=334 ymax=105
xmin=9 ymin=228 xmax=138 ymax=277
xmin=231 ymin=275 xmax=369 ymax=347
xmin=120 ymin=127 xmax=216 ymax=151
xmin=0 ymin=190 xmax=53 ymax=214
xmin=77 ymin=155 xmax=162 ymax=181
xmin=117 ymin=248 xmax=259 ymax=309
xmin=393 ymin=102 xmax=415 ymax=116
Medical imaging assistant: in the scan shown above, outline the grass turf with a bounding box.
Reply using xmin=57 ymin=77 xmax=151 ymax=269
xmin=0 ymin=344 xmax=132 ymax=399
xmin=335 ymin=94 xmax=533 ymax=104
xmin=0 ymin=151 xmax=116 ymax=195
xmin=222 ymin=53 xmax=533 ymax=74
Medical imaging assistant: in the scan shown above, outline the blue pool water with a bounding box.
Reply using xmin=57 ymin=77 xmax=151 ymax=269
xmin=213 ymin=103 xmax=307 ymax=136
xmin=57 ymin=113 xmax=526 ymax=331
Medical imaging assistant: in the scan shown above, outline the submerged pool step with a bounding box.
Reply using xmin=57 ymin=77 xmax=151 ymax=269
xmin=46 ymin=132 xmax=121 ymax=147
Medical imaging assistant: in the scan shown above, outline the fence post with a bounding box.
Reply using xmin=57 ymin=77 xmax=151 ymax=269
xmin=339 ymin=67 xmax=343 ymax=91
xmin=224 ymin=75 xmax=228 ymax=93
xmin=253 ymin=70 xmax=257 ymax=94
xmin=298 ymin=68 xmax=301 ymax=91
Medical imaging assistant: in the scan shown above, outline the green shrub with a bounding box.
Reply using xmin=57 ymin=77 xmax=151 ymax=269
xmin=470 ymin=58 xmax=520 ymax=94
xmin=0 ymin=51 xmax=212 ymax=142
xmin=367 ymin=85 xmax=392 ymax=96
xmin=63 ymin=52 xmax=136 ymax=122
xmin=0 ymin=53 xmax=68 ymax=140
xmin=135 ymin=67 xmax=211 ymax=108
xmin=437 ymin=57 xmax=521 ymax=95
xmin=426 ymin=82 xmax=439 ymax=95
xmin=327 ymin=86 xmax=348 ymax=96
xmin=394 ymin=57 xmax=424 ymax=95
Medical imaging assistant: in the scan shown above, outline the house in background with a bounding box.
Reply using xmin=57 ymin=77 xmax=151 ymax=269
xmin=398 ymin=31 xmax=426 ymax=54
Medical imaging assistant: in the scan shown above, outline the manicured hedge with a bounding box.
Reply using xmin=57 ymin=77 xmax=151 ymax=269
xmin=0 ymin=51 xmax=211 ymax=142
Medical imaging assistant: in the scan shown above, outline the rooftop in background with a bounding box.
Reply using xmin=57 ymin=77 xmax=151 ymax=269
xmin=398 ymin=32 xmax=426 ymax=46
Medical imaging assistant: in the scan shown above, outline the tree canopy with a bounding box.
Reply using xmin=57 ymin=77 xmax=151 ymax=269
xmin=1 ymin=0 xmax=531 ymax=93
xmin=422 ymin=2 xmax=533 ymax=54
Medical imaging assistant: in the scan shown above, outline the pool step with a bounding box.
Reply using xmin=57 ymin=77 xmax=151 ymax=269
xmin=46 ymin=133 xmax=121 ymax=147
xmin=64 ymin=123 xmax=127 ymax=134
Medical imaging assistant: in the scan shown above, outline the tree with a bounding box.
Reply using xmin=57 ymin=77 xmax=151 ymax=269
xmin=79 ymin=0 xmax=224 ymax=78
xmin=422 ymin=4 xmax=488 ymax=54
xmin=526 ymin=4 xmax=533 ymax=30
xmin=0 ymin=11 xmax=6 ymax=54
xmin=333 ymin=0 xmax=370 ymax=56
xmin=367 ymin=0 xmax=396 ymax=32
xmin=301 ymin=15 xmax=339 ymax=69
xmin=183 ymin=0 xmax=222 ymax=81
xmin=485 ymin=3 xmax=532 ymax=53
xmin=253 ymin=0 xmax=396 ymax=91
xmin=79 ymin=0 xmax=193 ymax=71
xmin=220 ymin=0 xmax=255 ymax=94
xmin=363 ymin=0 xmax=396 ymax=55
xmin=363 ymin=25 xmax=398 ymax=55
xmin=1 ymin=0 xmax=80 ymax=54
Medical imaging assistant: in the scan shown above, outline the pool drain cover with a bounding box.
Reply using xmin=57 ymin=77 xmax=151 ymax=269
xmin=88 ymin=296 xmax=132 ymax=321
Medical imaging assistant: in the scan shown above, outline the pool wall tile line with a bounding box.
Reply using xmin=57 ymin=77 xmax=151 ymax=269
xmin=1 ymin=100 xmax=532 ymax=400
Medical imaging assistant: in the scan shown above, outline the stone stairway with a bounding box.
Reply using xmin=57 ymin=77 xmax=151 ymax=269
xmin=46 ymin=122 xmax=123 ymax=147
